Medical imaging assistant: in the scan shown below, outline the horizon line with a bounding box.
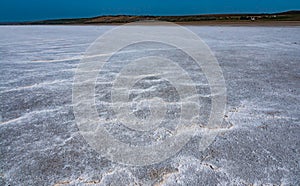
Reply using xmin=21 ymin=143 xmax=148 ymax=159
xmin=1 ymin=10 xmax=299 ymax=24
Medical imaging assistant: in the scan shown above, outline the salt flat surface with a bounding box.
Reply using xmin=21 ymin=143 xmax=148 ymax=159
xmin=0 ymin=26 xmax=300 ymax=185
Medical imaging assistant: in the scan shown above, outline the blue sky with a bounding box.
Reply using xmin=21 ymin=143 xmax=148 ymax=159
xmin=0 ymin=0 xmax=300 ymax=22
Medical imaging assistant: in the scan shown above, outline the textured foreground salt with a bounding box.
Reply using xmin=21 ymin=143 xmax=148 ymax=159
xmin=0 ymin=26 xmax=300 ymax=185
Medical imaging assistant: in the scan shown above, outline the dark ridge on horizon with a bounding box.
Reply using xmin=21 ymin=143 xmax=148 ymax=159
xmin=1 ymin=10 xmax=299 ymax=25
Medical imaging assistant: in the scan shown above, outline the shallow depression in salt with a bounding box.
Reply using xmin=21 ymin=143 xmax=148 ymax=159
xmin=0 ymin=26 xmax=300 ymax=185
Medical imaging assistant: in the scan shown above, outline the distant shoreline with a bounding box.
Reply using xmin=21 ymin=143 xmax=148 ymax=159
xmin=2 ymin=21 xmax=299 ymax=27
xmin=1 ymin=10 xmax=299 ymax=26
xmin=177 ymin=21 xmax=300 ymax=26
xmin=1 ymin=21 xmax=299 ymax=27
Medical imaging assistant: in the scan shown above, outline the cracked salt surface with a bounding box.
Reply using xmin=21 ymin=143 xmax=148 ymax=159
xmin=0 ymin=26 xmax=300 ymax=185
